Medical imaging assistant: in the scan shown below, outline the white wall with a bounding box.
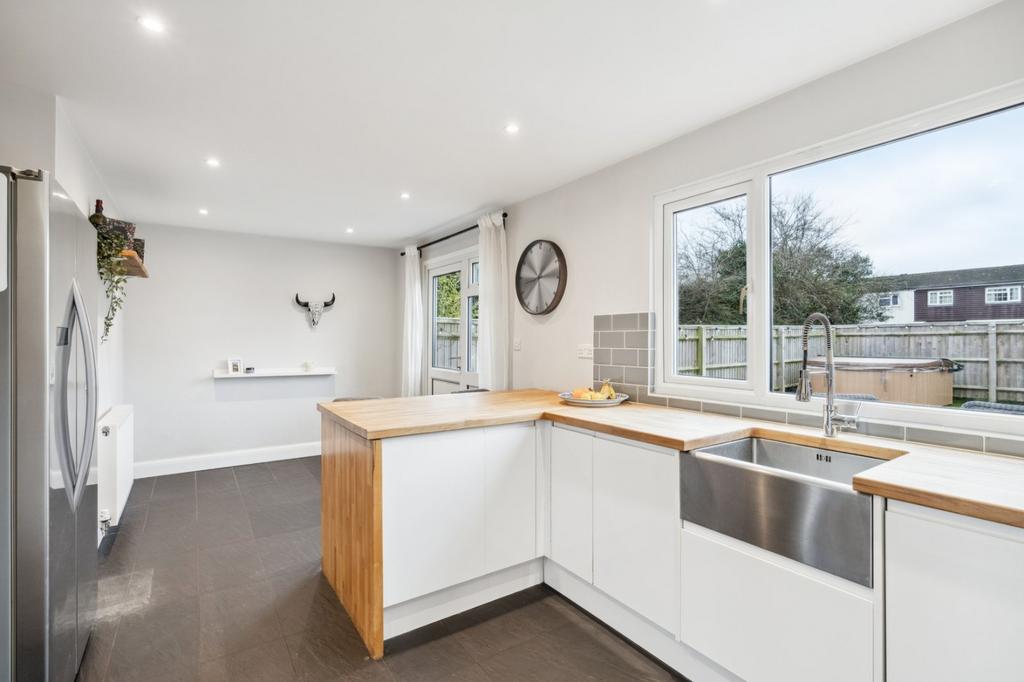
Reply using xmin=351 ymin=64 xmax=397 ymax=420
xmin=507 ymin=0 xmax=1024 ymax=392
xmin=123 ymin=223 xmax=401 ymax=468
xmin=54 ymin=97 xmax=125 ymax=415
xmin=0 ymin=81 xmax=55 ymax=171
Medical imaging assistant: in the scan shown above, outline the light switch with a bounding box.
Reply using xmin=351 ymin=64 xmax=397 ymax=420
xmin=577 ymin=343 xmax=594 ymax=359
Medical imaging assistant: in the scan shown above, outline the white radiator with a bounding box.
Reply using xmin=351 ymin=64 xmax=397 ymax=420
xmin=97 ymin=405 xmax=134 ymax=527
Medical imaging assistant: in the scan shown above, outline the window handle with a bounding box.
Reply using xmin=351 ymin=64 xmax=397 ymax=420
xmin=739 ymin=285 xmax=749 ymax=315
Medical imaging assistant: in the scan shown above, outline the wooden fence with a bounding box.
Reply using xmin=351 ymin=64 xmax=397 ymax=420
xmin=678 ymin=321 xmax=1024 ymax=402
xmin=432 ymin=317 xmax=478 ymax=372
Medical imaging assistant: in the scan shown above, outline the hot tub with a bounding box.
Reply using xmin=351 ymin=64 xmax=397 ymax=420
xmin=808 ymin=357 xmax=960 ymax=406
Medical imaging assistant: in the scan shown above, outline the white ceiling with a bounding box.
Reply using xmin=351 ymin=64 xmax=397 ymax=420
xmin=0 ymin=0 xmax=1002 ymax=247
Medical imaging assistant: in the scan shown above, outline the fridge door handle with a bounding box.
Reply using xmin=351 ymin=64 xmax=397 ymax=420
xmin=53 ymin=294 xmax=78 ymax=508
xmin=54 ymin=280 xmax=98 ymax=510
xmin=70 ymin=279 xmax=98 ymax=510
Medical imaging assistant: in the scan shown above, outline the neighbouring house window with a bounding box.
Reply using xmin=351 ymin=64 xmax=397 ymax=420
xmin=655 ymin=96 xmax=1024 ymax=426
xmin=927 ymin=290 xmax=955 ymax=306
xmin=985 ymin=286 xmax=1022 ymax=304
xmin=668 ymin=186 xmax=749 ymax=382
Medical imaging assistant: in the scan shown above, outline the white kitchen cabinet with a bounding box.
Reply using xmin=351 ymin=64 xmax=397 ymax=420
xmin=680 ymin=524 xmax=873 ymax=682
xmin=382 ymin=424 xmax=537 ymax=607
xmin=592 ymin=435 xmax=679 ymax=634
xmin=886 ymin=501 xmax=1024 ymax=682
xmin=483 ymin=423 xmax=537 ymax=573
xmin=550 ymin=425 xmax=593 ymax=582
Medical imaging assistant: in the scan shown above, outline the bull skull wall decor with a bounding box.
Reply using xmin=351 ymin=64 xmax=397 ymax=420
xmin=295 ymin=293 xmax=335 ymax=327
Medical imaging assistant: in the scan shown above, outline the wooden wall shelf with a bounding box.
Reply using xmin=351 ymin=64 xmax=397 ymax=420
xmin=118 ymin=250 xmax=149 ymax=278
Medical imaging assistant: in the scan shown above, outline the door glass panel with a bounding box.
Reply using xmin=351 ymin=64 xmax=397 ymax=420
xmin=470 ymin=261 xmax=480 ymax=285
xmin=431 ymin=270 xmax=461 ymax=370
xmin=468 ymin=295 xmax=479 ymax=373
xmin=673 ymin=194 xmax=748 ymax=380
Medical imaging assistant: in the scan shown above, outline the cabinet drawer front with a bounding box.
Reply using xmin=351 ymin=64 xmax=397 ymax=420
xmin=593 ymin=436 xmax=679 ymax=634
xmin=681 ymin=526 xmax=873 ymax=682
xmin=382 ymin=430 xmax=487 ymax=606
xmin=886 ymin=505 xmax=1024 ymax=682
xmin=550 ymin=426 xmax=594 ymax=582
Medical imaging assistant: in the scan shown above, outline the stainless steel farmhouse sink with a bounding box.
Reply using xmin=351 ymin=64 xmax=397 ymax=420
xmin=681 ymin=436 xmax=887 ymax=587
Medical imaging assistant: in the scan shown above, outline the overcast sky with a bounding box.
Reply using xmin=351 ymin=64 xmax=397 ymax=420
xmin=770 ymin=103 xmax=1024 ymax=277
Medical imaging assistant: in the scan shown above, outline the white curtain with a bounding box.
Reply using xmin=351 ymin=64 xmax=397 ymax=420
xmin=400 ymin=246 xmax=424 ymax=396
xmin=477 ymin=212 xmax=510 ymax=390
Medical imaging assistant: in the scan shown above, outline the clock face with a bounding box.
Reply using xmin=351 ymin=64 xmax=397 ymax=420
xmin=515 ymin=240 xmax=567 ymax=315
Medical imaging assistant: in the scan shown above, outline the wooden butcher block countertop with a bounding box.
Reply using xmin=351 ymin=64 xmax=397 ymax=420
xmin=318 ymin=389 xmax=1024 ymax=529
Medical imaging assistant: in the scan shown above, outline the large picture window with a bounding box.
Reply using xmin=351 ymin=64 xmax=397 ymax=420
xmin=655 ymin=92 xmax=1024 ymax=433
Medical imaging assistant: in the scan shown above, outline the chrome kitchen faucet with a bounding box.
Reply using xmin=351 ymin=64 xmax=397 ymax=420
xmin=796 ymin=312 xmax=858 ymax=437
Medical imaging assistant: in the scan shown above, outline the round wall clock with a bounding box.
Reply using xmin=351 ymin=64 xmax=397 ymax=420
xmin=515 ymin=239 xmax=567 ymax=315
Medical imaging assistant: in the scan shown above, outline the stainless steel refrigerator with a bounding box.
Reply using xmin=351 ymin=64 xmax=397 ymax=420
xmin=2 ymin=166 xmax=99 ymax=681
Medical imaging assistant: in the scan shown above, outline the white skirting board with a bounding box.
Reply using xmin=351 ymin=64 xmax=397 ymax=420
xmin=542 ymin=558 xmax=742 ymax=682
xmin=384 ymin=559 xmax=544 ymax=639
xmin=132 ymin=441 xmax=320 ymax=478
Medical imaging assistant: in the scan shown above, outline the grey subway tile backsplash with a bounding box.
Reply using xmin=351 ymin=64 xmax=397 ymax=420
xmin=741 ymin=406 xmax=788 ymax=424
xmin=668 ymin=397 xmax=702 ymax=412
xmin=623 ymin=331 xmax=654 ymax=349
xmin=612 ymin=313 xmax=639 ymax=331
xmin=638 ymin=312 xmax=654 ymax=331
xmin=623 ymin=366 xmax=652 ymax=386
xmin=593 ymin=348 xmax=612 ymax=366
xmin=702 ymin=402 xmax=742 ymax=418
xmin=906 ymin=427 xmax=985 ymax=452
xmin=855 ymin=420 xmax=907 ymax=441
xmin=612 ymin=349 xmax=638 ymax=367
xmin=599 ymin=331 xmax=625 ymax=349
xmin=786 ymin=411 xmax=821 ymax=428
xmin=595 ymin=365 xmax=624 ymax=383
xmin=593 ymin=314 xmax=613 ymax=332
xmin=985 ymin=436 xmax=1024 ymax=459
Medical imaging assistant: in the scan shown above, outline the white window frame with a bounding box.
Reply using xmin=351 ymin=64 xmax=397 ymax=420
xmin=652 ymin=81 xmax=1024 ymax=437
xmin=422 ymin=247 xmax=479 ymax=393
xmin=927 ymin=289 xmax=954 ymax=306
xmin=655 ymin=181 xmax=760 ymax=392
xmin=879 ymin=293 xmax=899 ymax=307
xmin=985 ymin=285 xmax=1021 ymax=304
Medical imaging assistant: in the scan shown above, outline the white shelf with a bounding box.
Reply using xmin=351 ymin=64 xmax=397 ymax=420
xmin=212 ymin=367 xmax=336 ymax=379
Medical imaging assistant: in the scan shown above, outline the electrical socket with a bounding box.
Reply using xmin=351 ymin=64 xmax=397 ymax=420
xmin=577 ymin=343 xmax=594 ymax=359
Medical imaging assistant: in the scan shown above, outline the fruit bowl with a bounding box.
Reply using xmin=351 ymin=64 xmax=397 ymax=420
xmin=558 ymin=391 xmax=630 ymax=407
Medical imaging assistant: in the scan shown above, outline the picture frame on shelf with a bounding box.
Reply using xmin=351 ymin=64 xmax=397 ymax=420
xmin=227 ymin=357 xmax=243 ymax=375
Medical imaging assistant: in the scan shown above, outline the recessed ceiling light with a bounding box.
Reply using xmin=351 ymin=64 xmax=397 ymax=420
xmin=504 ymin=122 xmax=520 ymax=134
xmin=198 ymin=208 xmax=209 ymax=215
xmin=138 ymin=16 xmax=166 ymax=33
xmin=400 ymin=192 xmax=411 ymax=200
xmin=345 ymin=227 xmax=355 ymax=234
xmin=205 ymin=157 xmax=221 ymax=168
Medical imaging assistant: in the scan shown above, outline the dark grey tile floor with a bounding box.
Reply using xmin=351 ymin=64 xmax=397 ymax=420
xmin=79 ymin=457 xmax=680 ymax=681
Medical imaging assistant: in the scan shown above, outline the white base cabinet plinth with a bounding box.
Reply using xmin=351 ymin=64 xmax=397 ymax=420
xmin=886 ymin=501 xmax=1024 ymax=682
xmin=382 ymin=422 xmax=537 ymax=607
xmin=681 ymin=524 xmax=874 ymax=682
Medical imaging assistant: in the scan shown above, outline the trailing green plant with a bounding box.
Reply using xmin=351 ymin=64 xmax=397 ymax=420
xmin=96 ymin=229 xmax=130 ymax=341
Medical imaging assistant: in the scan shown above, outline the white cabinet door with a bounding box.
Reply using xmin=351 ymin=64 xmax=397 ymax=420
xmin=592 ymin=435 xmax=679 ymax=634
xmin=886 ymin=502 xmax=1024 ymax=682
xmin=681 ymin=525 xmax=873 ymax=682
xmin=550 ymin=426 xmax=593 ymax=582
xmin=483 ymin=423 xmax=537 ymax=572
xmin=382 ymin=429 xmax=486 ymax=606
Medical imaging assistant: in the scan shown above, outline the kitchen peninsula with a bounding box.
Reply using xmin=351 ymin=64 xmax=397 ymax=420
xmin=317 ymin=389 xmax=1024 ymax=681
